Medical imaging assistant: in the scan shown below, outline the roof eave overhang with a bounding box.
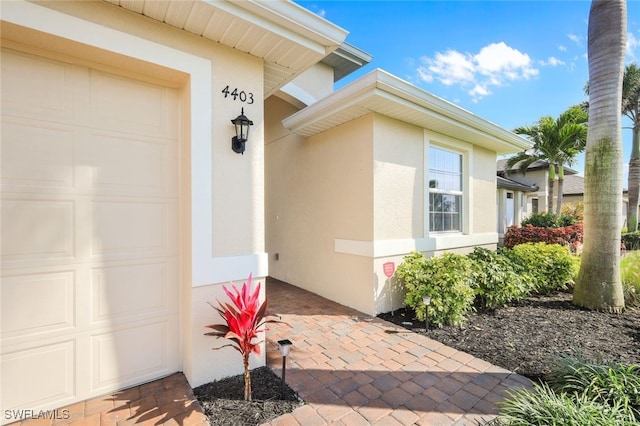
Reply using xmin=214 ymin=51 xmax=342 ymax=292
xmin=282 ymin=69 xmax=532 ymax=155
xmin=497 ymin=177 xmax=538 ymax=192
xmin=102 ymin=0 xmax=349 ymax=97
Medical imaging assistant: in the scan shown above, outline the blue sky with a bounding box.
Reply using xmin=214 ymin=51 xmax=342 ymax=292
xmin=296 ymin=0 xmax=640 ymax=180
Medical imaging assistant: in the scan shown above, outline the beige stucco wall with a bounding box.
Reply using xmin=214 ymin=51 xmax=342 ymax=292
xmin=472 ymin=147 xmax=499 ymax=234
xmin=266 ymin=95 xmax=375 ymax=314
xmin=373 ymin=115 xmax=425 ymax=240
xmin=287 ymin=62 xmax=336 ymax=103
xmin=6 ymin=1 xmax=267 ymax=388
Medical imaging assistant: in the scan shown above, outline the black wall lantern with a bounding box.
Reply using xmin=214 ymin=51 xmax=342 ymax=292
xmin=231 ymin=108 xmax=253 ymax=154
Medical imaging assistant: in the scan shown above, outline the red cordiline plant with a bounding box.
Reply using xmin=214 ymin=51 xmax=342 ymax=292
xmin=204 ymin=274 xmax=274 ymax=401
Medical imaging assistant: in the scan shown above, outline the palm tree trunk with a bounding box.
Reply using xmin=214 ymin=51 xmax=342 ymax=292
xmin=556 ymin=165 xmax=565 ymax=215
xmin=627 ymin=126 xmax=639 ymax=231
xmin=573 ymin=0 xmax=626 ymax=312
xmin=547 ymin=164 xmax=556 ymax=213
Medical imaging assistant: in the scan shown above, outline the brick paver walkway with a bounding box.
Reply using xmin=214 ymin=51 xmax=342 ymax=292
xmin=11 ymin=372 xmax=207 ymax=426
xmin=11 ymin=277 xmax=532 ymax=426
xmin=263 ymin=277 xmax=533 ymax=425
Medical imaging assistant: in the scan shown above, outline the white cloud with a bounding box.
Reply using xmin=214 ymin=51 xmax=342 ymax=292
xmin=558 ymin=44 xmax=567 ymax=52
xmin=425 ymin=50 xmax=476 ymax=85
xmin=568 ymin=33 xmax=582 ymax=46
xmin=469 ymin=84 xmax=491 ymax=103
xmin=539 ymin=56 xmax=566 ymax=67
xmin=627 ymin=31 xmax=639 ymax=59
xmin=416 ymin=42 xmax=538 ymax=102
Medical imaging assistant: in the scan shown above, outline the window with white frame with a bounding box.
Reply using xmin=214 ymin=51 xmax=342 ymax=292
xmin=428 ymin=146 xmax=463 ymax=233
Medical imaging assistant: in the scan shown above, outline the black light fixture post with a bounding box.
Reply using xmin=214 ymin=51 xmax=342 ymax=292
xmin=231 ymin=107 xmax=253 ymax=154
xmin=277 ymin=339 xmax=293 ymax=398
xmin=422 ymin=295 xmax=431 ymax=331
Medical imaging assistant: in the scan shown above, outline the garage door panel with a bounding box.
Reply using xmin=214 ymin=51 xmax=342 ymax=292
xmin=1 ymin=341 xmax=75 ymax=410
xmin=1 ymin=48 xmax=180 ymax=418
xmin=1 ymin=120 xmax=75 ymax=190
xmin=1 ymin=198 xmax=75 ymax=262
xmin=90 ymin=71 xmax=176 ymax=138
xmin=91 ymin=320 xmax=174 ymax=391
xmin=88 ymin=131 xmax=176 ymax=197
xmin=1 ymin=50 xmax=74 ymax=121
xmin=91 ymin=201 xmax=173 ymax=257
xmin=1 ymin=271 xmax=75 ymax=338
xmin=91 ymin=261 xmax=176 ymax=323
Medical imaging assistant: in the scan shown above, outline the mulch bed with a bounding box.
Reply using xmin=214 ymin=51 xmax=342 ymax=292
xmin=379 ymin=291 xmax=640 ymax=382
xmin=194 ymin=292 xmax=640 ymax=425
xmin=193 ymin=366 xmax=302 ymax=426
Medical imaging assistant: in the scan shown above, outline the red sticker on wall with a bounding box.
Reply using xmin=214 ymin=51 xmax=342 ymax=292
xmin=383 ymin=262 xmax=395 ymax=278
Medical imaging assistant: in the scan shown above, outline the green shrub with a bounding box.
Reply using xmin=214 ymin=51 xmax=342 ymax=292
xmin=562 ymin=202 xmax=584 ymax=221
xmin=622 ymin=231 xmax=640 ymax=250
xmin=493 ymin=382 xmax=637 ymax=426
xmin=467 ymin=247 xmax=530 ymax=309
xmin=622 ymin=251 xmax=640 ymax=307
xmin=521 ymin=212 xmax=578 ymax=228
xmin=547 ymin=355 xmax=640 ymax=422
xmin=501 ymin=243 xmax=577 ymax=295
xmin=396 ymin=252 xmax=475 ymax=327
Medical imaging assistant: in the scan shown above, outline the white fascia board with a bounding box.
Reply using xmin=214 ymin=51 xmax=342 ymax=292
xmin=284 ymin=68 xmax=531 ymax=153
xmin=374 ymin=71 xmax=531 ymax=151
xmin=210 ymin=0 xmax=348 ymax=54
xmin=282 ymin=70 xmax=379 ymax=130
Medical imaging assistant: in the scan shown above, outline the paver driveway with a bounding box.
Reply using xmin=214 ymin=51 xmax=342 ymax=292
xmin=263 ymin=277 xmax=533 ymax=425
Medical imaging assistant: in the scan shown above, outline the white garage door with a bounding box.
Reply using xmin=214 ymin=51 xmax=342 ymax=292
xmin=1 ymin=48 xmax=181 ymax=416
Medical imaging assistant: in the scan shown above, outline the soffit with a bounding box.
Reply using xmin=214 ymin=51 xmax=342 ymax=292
xmin=102 ymin=0 xmax=348 ymax=97
xmin=283 ymin=69 xmax=532 ymax=155
xmin=321 ymin=43 xmax=372 ymax=82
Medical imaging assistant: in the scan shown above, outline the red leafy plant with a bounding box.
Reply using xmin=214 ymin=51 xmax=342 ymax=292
xmin=204 ymin=274 xmax=276 ymax=401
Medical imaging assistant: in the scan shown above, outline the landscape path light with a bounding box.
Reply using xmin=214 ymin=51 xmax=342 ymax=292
xmin=277 ymin=339 xmax=293 ymax=398
xmin=422 ymin=295 xmax=432 ymax=331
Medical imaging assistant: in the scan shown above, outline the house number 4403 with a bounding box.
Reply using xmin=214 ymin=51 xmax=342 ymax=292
xmin=221 ymin=85 xmax=254 ymax=104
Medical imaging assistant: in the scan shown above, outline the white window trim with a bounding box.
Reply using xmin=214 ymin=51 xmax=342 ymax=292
xmin=424 ymin=131 xmax=473 ymax=237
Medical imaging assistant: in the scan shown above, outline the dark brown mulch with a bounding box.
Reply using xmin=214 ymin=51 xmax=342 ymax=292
xmin=378 ymin=291 xmax=640 ymax=382
xmin=193 ymin=366 xmax=302 ymax=426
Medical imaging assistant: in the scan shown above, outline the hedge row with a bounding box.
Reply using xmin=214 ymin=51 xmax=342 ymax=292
xmin=503 ymin=223 xmax=583 ymax=251
xmin=396 ymin=243 xmax=578 ymax=327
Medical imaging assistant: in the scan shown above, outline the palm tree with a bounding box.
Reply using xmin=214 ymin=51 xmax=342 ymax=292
xmin=622 ymin=63 xmax=640 ymax=231
xmin=573 ymin=0 xmax=626 ymax=313
xmin=506 ymin=105 xmax=588 ymax=215
xmin=585 ymin=63 xmax=640 ymax=231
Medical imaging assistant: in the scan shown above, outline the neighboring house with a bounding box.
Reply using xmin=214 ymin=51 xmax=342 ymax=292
xmin=0 ymin=0 xmax=530 ymax=420
xmin=562 ymin=175 xmax=632 ymax=227
xmin=496 ymin=175 xmax=538 ymax=242
xmin=496 ymin=159 xmax=635 ymax=232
